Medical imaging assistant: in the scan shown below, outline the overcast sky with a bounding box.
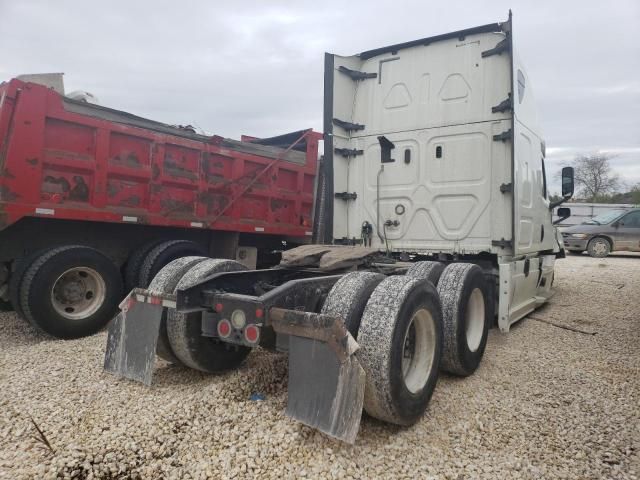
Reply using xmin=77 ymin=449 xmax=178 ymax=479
xmin=1 ymin=0 xmax=638 ymax=194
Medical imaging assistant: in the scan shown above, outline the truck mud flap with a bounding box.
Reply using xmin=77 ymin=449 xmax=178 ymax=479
xmin=104 ymin=290 xmax=174 ymax=385
xmin=270 ymin=308 xmax=365 ymax=444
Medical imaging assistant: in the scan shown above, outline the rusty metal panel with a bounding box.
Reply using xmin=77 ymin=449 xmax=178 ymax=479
xmin=0 ymin=78 xmax=321 ymax=238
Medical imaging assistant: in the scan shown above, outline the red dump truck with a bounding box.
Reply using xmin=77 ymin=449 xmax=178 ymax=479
xmin=0 ymin=77 xmax=321 ymax=338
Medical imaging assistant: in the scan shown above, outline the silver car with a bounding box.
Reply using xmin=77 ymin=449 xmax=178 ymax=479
xmin=562 ymin=208 xmax=640 ymax=257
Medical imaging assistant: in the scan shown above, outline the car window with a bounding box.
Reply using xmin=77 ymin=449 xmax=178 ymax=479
xmin=584 ymin=210 xmax=626 ymax=225
xmin=620 ymin=211 xmax=640 ymax=227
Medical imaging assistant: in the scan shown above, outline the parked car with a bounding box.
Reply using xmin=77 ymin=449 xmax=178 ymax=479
xmin=562 ymin=208 xmax=640 ymax=257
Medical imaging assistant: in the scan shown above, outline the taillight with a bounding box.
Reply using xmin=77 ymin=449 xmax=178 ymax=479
xmin=217 ymin=319 xmax=232 ymax=338
xmin=244 ymin=325 xmax=260 ymax=344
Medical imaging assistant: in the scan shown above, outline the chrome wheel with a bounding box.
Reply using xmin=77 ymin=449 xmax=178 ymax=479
xmin=465 ymin=287 xmax=485 ymax=352
xmin=401 ymin=308 xmax=437 ymax=394
xmin=51 ymin=267 xmax=106 ymax=320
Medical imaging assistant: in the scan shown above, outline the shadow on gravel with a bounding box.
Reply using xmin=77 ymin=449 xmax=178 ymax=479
xmin=0 ymin=312 xmax=51 ymax=347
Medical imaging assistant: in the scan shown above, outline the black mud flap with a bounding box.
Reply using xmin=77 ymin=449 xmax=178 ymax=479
xmin=270 ymin=308 xmax=366 ymax=444
xmin=104 ymin=290 xmax=171 ymax=386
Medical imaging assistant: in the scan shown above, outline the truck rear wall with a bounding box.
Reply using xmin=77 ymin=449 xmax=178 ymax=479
xmin=326 ymin=23 xmax=551 ymax=256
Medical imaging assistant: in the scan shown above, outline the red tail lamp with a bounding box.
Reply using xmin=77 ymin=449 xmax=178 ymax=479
xmin=244 ymin=325 xmax=260 ymax=344
xmin=217 ymin=319 xmax=232 ymax=338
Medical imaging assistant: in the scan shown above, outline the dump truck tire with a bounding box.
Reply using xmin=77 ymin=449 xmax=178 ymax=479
xmin=358 ymin=276 xmax=442 ymax=426
xmin=10 ymin=247 xmax=59 ymax=319
xmin=321 ymin=271 xmax=385 ymax=338
xmin=166 ymin=259 xmax=250 ymax=373
xmin=437 ymin=263 xmax=491 ymax=376
xmin=19 ymin=246 xmax=123 ymax=339
xmin=138 ymin=240 xmax=208 ymax=288
xmin=123 ymin=239 xmax=166 ymax=292
xmin=147 ymin=256 xmax=209 ymax=363
xmin=406 ymin=261 xmax=446 ymax=286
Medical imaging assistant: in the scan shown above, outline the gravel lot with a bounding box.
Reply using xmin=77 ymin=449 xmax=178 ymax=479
xmin=0 ymin=254 xmax=638 ymax=479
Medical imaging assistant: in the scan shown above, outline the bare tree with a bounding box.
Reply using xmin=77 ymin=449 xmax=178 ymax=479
xmin=569 ymin=153 xmax=620 ymax=201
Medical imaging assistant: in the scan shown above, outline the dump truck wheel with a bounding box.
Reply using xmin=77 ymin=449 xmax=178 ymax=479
xmin=147 ymin=256 xmax=209 ymax=363
xmin=406 ymin=261 xmax=446 ymax=286
xmin=587 ymin=237 xmax=611 ymax=258
xmin=320 ymin=271 xmax=385 ymax=338
xmin=437 ymin=263 xmax=491 ymax=376
xmin=166 ymin=259 xmax=250 ymax=373
xmin=0 ymin=299 xmax=12 ymax=311
xmin=357 ymin=276 xmax=442 ymax=426
xmin=9 ymin=248 xmax=60 ymax=319
xmin=123 ymin=239 xmax=166 ymax=292
xmin=19 ymin=246 xmax=123 ymax=339
xmin=138 ymin=240 xmax=207 ymax=288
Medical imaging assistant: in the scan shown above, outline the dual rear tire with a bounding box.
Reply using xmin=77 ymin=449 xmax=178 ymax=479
xmin=8 ymin=239 xmax=207 ymax=339
xmin=148 ymin=257 xmax=251 ymax=372
xmin=10 ymin=246 xmax=123 ymax=339
xmin=321 ymin=262 xmax=490 ymax=427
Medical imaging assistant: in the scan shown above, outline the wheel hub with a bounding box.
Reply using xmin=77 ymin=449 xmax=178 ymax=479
xmin=401 ymin=308 xmax=437 ymax=394
xmin=51 ymin=267 xmax=106 ymax=320
xmin=465 ymin=288 xmax=485 ymax=352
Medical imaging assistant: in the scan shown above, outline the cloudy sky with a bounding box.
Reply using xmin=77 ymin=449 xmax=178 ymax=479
xmin=1 ymin=0 xmax=638 ymax=194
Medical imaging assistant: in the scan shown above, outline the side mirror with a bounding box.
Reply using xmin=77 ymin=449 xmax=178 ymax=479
xmin=551 ymin=166 xmax=575 ymax=209
xmin=561 ymin=166 xmax=574 ymax=198
xmin=612 ymin=221 xmax=620 ymax=228
xmin=553 ymin=207 xmax=571 ymax=225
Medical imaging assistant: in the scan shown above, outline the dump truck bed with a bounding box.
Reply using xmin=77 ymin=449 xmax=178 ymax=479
xmin=0 ymin=79 xmax=320 ymax=237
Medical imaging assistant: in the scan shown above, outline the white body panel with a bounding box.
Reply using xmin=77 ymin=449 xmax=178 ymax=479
xmin=325 ymin=15 xmax=562 ymax=331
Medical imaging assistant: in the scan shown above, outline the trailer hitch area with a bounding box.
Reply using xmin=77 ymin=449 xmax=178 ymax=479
xmin=104 ymin=289 xmax=176 ymax=386
xmin=269 ymin=307 xmax=365 ymax=444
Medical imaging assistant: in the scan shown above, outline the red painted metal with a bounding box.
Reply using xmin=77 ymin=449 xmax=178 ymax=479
xmin=0 ymin=79 xmax=321 ymax=238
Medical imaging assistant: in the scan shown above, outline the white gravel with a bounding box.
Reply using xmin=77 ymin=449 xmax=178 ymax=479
xmin=0 ymin=253 xmax=638 ymax=479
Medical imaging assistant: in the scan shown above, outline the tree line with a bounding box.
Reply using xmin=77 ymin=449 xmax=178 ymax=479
xmin=550 ymin=153 xmax=640 ymax=205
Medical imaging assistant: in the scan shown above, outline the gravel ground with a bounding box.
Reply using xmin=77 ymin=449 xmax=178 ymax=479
xmin=0 ymin=254 xmax=638 ymax=479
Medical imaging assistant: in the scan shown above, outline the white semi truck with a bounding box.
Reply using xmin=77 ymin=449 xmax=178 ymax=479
xmin=104 ymin=13 xmax=574 ymax=443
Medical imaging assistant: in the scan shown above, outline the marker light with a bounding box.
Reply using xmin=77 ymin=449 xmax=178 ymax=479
xmin=231 ymin=309 xmax=247 ymax=329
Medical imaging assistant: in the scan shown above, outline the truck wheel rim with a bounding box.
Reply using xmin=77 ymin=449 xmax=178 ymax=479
xmin=51 ymin=267 xmax=106 ymax=320
xmin=465 ymin=288 xmax=485 ymax=352
xmin=401 ymin=308 xmax=437 ymax=394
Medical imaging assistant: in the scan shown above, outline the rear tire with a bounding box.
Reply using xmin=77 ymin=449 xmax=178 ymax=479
xmin=10 ymin=248 xmax=58 ymax=319
xmin=147 ymin=256 xmax=209 ymax=363
xmin=357 ymin=276 xmax=442 ymax=426
xmin=320 ymin=271 xmax=385 ymax=338
xmin=123 ymin=239 xmax=166 ymax=292
xmin=437 ymin=263 xmax=491 ymax=376
xmin=138 ymin=240 xmax=207 ymax=288
xmin=406 ymin=261 xmax=445 ymax=286
xmin=587 ymin=237 xmax=611 ymax=258
xmin=19 ymin=246 xmax=123 ymax=339
xmin=166 ymin=259 xmax=250 ymax=373
xmin=0 ymin=299 xmax=12 ymax=312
